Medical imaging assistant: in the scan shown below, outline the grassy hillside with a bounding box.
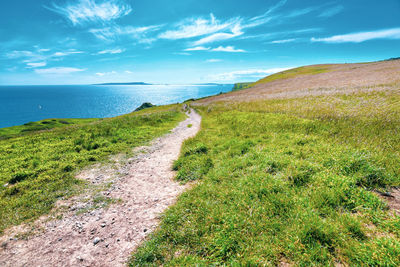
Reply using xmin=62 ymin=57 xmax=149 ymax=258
xmin=253 ymin=65 xmax=333 ymax=86
xmin=132 ymin=61 xmax=400 ymax=265
xmin=0 ymin=105 xmax=185 ymax=233
xmin=0 ymin=118 xmax=99 ymax=140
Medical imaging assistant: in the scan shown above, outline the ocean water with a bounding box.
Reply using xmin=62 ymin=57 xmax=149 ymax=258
xmin=0 ymin=84 xmax=232 ymax=128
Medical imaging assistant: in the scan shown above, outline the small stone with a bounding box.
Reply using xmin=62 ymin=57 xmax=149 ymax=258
xmin=93 ymin=237 xmax=101 ymax=245
xmin=77 ymin=256 xmax=84 ymax=262
xmin=117 ymin=238 xmax=120 ymax=242
xmin=58 ymin=238 xmax=62 ymax=241
xmin=101 ymin=223 xmax=106 ymax=228
xmin=143 ymin=229 xmax=147 ymax=233
xmin=105 ymin=243 xmax=109 ymax=248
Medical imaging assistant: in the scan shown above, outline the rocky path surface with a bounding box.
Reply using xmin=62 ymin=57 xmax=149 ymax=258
xmin=0 ymin=109 xmax=201 ymax=267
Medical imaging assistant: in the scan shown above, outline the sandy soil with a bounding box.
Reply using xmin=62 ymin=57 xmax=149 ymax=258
xmin=0 ymin=109 xmax=201 ymax=267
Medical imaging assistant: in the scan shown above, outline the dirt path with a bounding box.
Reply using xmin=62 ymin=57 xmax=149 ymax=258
xmin=0 ymin=109 xmax=201 ymax=267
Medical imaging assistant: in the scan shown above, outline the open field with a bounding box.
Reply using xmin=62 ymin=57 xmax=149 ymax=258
xmin=0 ymin=105 xmax=185 ymax=233
xmin=132 ymin=60 xmax=400 ymax=265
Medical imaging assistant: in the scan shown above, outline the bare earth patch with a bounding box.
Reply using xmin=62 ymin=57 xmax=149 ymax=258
xmin=0 ymin=109 xmax=201 ymax=267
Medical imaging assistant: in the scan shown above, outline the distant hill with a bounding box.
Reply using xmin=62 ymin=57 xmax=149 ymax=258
xmin=95 ymin=82 xmax=152 ymax=85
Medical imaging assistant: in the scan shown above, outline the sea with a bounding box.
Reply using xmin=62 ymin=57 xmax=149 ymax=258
xmin=0 ymin=84 xmax=232 ymax=128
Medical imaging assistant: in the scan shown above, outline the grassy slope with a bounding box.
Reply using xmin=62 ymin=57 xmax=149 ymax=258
xmin=253 ymin=65 xmax=333 ymax=86
xmin=0 ymin=105 xmax=185 ymax=233
xmin=132 ymin=63 xmax=400 ymax=265
xmin=0 ymin=118 xmax=99 ymax=140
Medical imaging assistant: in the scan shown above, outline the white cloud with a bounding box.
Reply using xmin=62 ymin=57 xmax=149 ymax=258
xmin=319 ymin=5 xmax=344 ymax=18
xmin=192 ymin=23 xmax=243 ymax=46
xmin=209 ymin=67 xmax=291 ymax=82
xmin=26 ymin=62 xmax=47 ymax=68
xmin=98 ymin=48 xmax=124 ymax=54
xmin=159 ymin=14 xmax=239 ymax=40
xmin=286 ymin=7 xmax=317 ymax=18
xmin=6 ymin=50 xmax=35 ymax=59
xmin=270 ymin=38 xmax=297 ymax=44
xmin=125 ymin=70 xmax=133 ymax=74
xmin=95 ymin=71 xmax=117 ymax=76
xmin=311 ymin=28 xmax=400 ymax=43
xmin=211 ymin=46 xmax=245 ymax=52
xmin=246 ymin=0 xmax=287 ymax=28
xmin=206 ymin=59 xmax=222 ymax=63
xmin=47 ymin=0 xmax=132 ymax=25
xmin=184 ymin=46 xmax=210 ymax=51
xmin=89 ymin=25 xmax=162 ymax=41
xmin=184 ymin=46 xmax=245 ymax=53
xmin=35 ymin=67 xmax=86 ymax=75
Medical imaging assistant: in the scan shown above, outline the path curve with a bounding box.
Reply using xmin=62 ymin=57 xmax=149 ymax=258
xmin=0 ymin=109 xmax=201 ymax=267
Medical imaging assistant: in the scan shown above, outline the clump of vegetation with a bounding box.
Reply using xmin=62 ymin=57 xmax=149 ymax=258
xmin=232 ymin=82 xmax=253 ymax=91
xmin=135 ymin=102 xmax=155 ymax=111
xmin=132 ymin=81 xmax=400 ymax=265
xmin=0 ymin=105 xmax=185 ymax=233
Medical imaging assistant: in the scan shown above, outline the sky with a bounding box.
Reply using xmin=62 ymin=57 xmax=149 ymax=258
xmin=0 ymin=0 xmax=399 ymax=85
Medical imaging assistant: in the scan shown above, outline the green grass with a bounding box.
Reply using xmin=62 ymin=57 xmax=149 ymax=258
xmin=0 ymin=105 xmax=185 ymax=233
xmin=0 ymin=118 xmax=99 ymax=139
xmin=253 ymin=65 xmax=333 ymax=86
xmin=131 ymin=89 xmax=400 ymax=265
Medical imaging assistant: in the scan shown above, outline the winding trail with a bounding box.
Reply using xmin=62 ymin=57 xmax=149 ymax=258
xmin=0 ymin=109 xmax=201 ymax=267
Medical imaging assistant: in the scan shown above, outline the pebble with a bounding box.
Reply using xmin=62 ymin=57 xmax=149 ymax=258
xmin=93 ymin=237 xmax=101 ymax=245
xmin=143 ymin=229 xmax=148 ymax=233
xmin=101 ymin=223 xmax=106 ymax=228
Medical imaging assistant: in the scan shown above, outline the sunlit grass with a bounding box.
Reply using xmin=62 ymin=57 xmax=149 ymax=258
xmin=253 ymin=65 xmax=334 ymax=86
xmin=132 ymin=88 xmax=400 ymax=265
xmin=0 ymin=105 xmax=185 ymax=233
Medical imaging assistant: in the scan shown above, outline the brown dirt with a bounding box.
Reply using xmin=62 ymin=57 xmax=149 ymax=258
xmin=379 ymin=188 xmax=400 ymax=216
xmin=196 ymin=60 xmax=400 ymax=104
xmin=0 ymin=109 xmax=201 ymax=267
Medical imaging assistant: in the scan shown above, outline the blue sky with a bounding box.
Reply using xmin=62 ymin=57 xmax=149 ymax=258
xmin=0 ymin=0 xmax=399 ymax=85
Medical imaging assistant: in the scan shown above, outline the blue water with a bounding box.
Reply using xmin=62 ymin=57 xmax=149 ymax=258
xmin=0 ymin=84 xmax=232 ymax=128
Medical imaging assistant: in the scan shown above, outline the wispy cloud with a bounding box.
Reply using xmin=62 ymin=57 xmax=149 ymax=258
xmin=192 ymin=24 xmax=243 ymax=46
xmin=286 ymin=7 xmax=317 ymax=18
xmin=159 ymin=1 xmax=323 ymax=49
xmin=311 ymin=28 xmax=400 ymax=43
xmin=89 ymin=25 xmax=162 ymax=42
xmin=211 ymin=46 xmax=245 ymax=52
xmin=98 ymin=48 xmax=124 ymax=54
xmin=26 ymin=62 xmax=47 ymax=68
xmin=184 ymin=46 xmax=209 ymax=51
xmin=270 ymin=38 xmax=297 ymax=44
xmin=95 ymin=71 xmax=117 ymax=76
xmin=5 ymin=49 xmax=83 ymax=63
xmin=319 ymin=5 xmax=344 ymax=18
xmin=35 ymin=67 xmax=86 ymax=75
xmin=184 ymin=46 xmax=246 ymax=53
xmin=159 ymin=14 xmax=239 ymax=40
xmin=208 ymin=67 xmax=291 ymax=82
xmin=206 ymin=59 xmax=222 ymax=63
xmin=46 ymin=0 xmax=132 ymax=25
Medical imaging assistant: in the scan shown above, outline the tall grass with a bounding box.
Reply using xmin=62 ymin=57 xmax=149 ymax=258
xmin=132 ymin=89 xmax=400 ymax=265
